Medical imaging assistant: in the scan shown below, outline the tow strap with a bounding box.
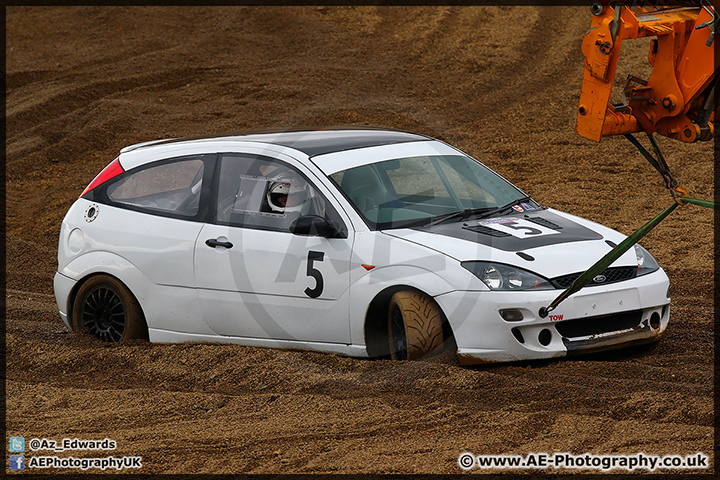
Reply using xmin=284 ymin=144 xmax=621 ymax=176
xmin=539 ymin=133 xmax=716 ymax=318
xmin=623 ymin=133 xmax=686 ymax=199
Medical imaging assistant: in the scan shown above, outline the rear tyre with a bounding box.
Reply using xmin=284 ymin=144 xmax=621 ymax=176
xmin=71 ymin=275 xmax=147 ymax=342
xmin=388 ymin=290 xmax=444 ymax=360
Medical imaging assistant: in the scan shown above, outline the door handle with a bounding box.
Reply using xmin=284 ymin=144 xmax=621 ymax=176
xmin=205 ymin=238 xmax=234 ymax=249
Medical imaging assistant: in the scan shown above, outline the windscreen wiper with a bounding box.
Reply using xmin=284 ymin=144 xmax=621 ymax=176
xmin=424 ymin=207 xmax=496 ymax=227
xmin=472 ymin=196 xmax=533 ymax=221
xmin=414 ymin=196 xmax=536 ymax=228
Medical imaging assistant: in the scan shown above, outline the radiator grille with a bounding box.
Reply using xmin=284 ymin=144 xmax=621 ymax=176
xmin=555 ymin=310 xmax=643 ymax=338
xmin=551 ymin=266 xmax=637 ymax=289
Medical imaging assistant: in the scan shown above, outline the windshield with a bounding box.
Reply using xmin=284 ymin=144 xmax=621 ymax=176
xmin=330 ymin=155 xmax=533 ymax=230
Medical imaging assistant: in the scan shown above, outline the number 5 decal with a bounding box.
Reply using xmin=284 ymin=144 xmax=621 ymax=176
xmin=479 ymin=219 xmax=559 ymax=238
xmin=305 ymin=251 xmax=325 ymax=298
xmin=503 ymin=221 xmax=542 ymax=236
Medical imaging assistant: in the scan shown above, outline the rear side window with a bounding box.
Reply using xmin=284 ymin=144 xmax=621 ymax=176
xmin=103 ymin=155 xmax=212 ymax=219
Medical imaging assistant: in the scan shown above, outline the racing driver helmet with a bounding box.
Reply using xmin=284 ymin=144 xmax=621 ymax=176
xmin=266 ymin=178 xmax=309 ymax=214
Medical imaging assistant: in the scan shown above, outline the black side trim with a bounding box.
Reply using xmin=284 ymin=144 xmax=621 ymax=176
xmin=516 ymin=252 xmax=535 ymax=261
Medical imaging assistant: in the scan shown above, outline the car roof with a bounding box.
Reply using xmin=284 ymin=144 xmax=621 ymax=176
xmin=120 ymin=127 xmax=432 ymax=158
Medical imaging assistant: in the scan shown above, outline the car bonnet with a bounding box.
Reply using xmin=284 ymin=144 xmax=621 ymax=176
xmin=382 ymin=208 xmax=638 ymax=279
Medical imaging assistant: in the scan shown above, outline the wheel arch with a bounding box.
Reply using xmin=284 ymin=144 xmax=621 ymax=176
xmin=66 ymin=271 xmax=145 ymax=329
xmin=363 ymin=284 xmax=455 ymax=358
xmin=60 ymin=251 xmax=150 ymax=327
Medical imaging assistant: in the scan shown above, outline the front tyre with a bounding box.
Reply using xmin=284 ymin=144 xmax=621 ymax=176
xmin=71 ymin=275 xmax=147 ymax=342
xmin=388 ymin=290 xmax=444 ymax=360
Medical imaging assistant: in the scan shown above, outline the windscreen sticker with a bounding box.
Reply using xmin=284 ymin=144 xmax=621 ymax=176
xmin=476 ymin=218 xmax=560 ymax=238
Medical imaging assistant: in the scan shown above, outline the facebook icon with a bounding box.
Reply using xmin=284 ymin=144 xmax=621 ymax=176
xmin=9 ymin=455 xmax=25 ymax=470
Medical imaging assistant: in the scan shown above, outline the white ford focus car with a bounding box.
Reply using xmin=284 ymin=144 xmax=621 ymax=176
xmin=54 ymin=128 xmax=670 ymax=364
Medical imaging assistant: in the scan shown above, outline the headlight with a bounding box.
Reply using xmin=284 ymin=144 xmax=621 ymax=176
xmin=634 ymin=244 xmax=660 ymax=276
xmin=461 ymin=261 xmax=553 ymax=291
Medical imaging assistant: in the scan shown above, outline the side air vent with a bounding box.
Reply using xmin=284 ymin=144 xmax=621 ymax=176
xmin=524 ymin=216 xmax=562 ymax=230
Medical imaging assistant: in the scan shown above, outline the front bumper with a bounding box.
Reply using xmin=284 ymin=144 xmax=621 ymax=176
xmin=435 ymin=269 xmax=670 ymax=364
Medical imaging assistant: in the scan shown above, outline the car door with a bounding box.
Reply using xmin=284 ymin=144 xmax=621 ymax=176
xmin=194 ymin=151 xmax=354 ymax=343
xmin=88 ymin=154 xmax=215 ymax=333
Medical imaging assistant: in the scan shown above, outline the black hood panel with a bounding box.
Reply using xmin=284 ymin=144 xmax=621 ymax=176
xmin=412 ymin=210 xmax=603 ymax=252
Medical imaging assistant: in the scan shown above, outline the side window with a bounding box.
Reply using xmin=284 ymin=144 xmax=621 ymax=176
xmin=216 ymin=153 xmax=346 ymax=234
xmin=105 ymin=156 xmax=206 ymax=217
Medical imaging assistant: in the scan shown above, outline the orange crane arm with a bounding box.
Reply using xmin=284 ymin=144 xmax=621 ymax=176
xmin=577 ymin=0 xmax=718 ymax=143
